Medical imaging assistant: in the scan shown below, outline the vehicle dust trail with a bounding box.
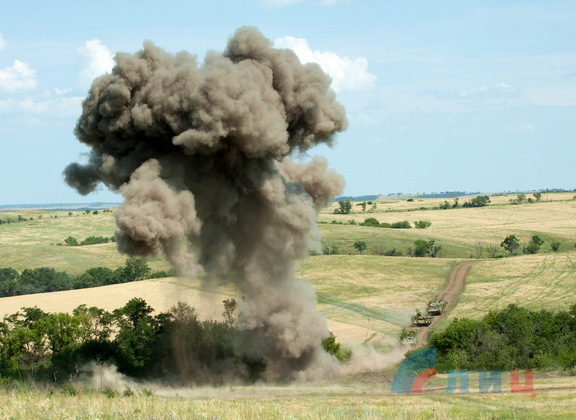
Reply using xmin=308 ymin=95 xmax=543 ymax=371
xmin=416 ymin=260 xmax=478 ymax=346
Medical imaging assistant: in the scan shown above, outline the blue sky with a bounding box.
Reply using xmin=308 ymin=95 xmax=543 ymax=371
xmin=1 ymin=0 xmax=575 ymax=204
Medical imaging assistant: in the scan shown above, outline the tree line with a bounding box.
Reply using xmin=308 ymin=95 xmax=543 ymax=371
xmin=0 ymin=298 xmax=249 ymax=384
xmin=0 ymin=259 xmax=170 ymax=297
xmin=62 ymin=236 xmax=115 ymax=246
xmin=429 ymin=304 xmax=576 ymax=372
xmin=0 ymin=298 xmax=348 ymax=386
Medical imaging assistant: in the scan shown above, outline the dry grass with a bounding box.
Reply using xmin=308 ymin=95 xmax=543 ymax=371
xmin=299 ymin=256 xmax=456 ymax=346
xmin=2 ymin=194 xmax=576 ymax=345
xmin=2 ymin=195 xmax=576 ymax=416
xmin=1 ymin=373 xmax=576 ymax=419
xmin=0 ymin=276 xmax=237 ymax=322
xmin=440 ymin=251 xmax=576 ymax=326
xmin=321 ymin=192 xmax=576 ymax=258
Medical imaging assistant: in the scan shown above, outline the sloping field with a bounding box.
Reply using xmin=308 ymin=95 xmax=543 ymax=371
xmin=440 ymin=251 xmax=576 ymax=326
xmin=320 ymin=193 xmax=576 ymax=258
xmin=0 ymin=277 xmax=236 ymax=322
xmin=0 ymin=211 xmax=170 ymax=274
xmin=1 ymin=193 xmax=576 ymax=347
xmin=299 ymin=255 xmax=457 ymax=346
xmin=0 ymin=256 xmax=457 ymax=349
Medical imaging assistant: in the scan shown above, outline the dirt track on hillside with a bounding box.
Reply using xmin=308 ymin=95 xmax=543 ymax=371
xmin=416 ymin=260 xmax=478 ymax=346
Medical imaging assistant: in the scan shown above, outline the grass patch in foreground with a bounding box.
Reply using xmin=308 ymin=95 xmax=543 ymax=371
xmin=0 ymin=378 xmax=576 ymax=419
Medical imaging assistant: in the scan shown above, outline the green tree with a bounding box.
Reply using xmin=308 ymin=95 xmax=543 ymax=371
xmin=463 ymin=195 xmax=491 ymax=208
xmin=390 ymin=220 xmax=411 ymax=229
xmin=362 ymin=217 xmax=380 ymax=227
xmin=321 ymin=332 xmax=351 ymax=362
xmin=550 ymin=240 xmax=561 ymax=252
xmin=414 ymin=220 xmax=432 ymax=229
xmin=500 ymin=235 xmax=520 ymax=255
xmin=353 ymin=240 xmax=367 ymax=253
xmin=222 ymin=298 xmax=237 ymax=327
xmin=116 ymin=258 xmax=151 ymax=283
xmin=335 ymin=200 xmax=352 ymax=214
xmin=64 ymin=236 xmax=79 ymax=246
xmin=72 ymin=304 xmax=113 ymax=342
xmin=533 ymin=192 xmax=542 ymax=202
xmin=409 ymin=239 xmax=441 ymax=257
xmin=39 ymin=313 xmax=83 ymax=354
xmin=0 ymin=268 xmax=20 ymax=297
xmin=524 ymin=235 xmax=544 ymax=254
xmin=113 ymin=298 xmax=168 ymax=376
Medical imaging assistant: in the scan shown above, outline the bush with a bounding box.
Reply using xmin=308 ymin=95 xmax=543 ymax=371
xmin=353 ymin=241 xmax=367 ymax=253
xmin=414 ymin=220 xmax=432 ymax=229
xmin=362 ymin=217 xmax=380 ymax=227
xmin=430 ymin=304 xmax=576 ymax=372
xmin=523 ymin=235 xmax=544 ymax=254
xmin=408 ymin=239 xmax=441 ymax=257
xmin=321 ymin=332 xmax=352 ymax=362
xmin=500 ymin=235 xmax=520 ymax=255
xmin=463 ymin=195 xmax=491 ymax=208
xmin=384 ymin=248 xmax=403 ymax=256
xmin=322 ymin=243 xmax=339 ymax=255
xmin=390 ymin=220 xmax=411 ymax=229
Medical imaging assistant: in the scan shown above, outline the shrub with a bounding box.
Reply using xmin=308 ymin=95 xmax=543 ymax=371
xmin=523 ymin=235 xmax=544 ymax=254
xmin=362 ymin=217 xmax=380 ymax=227
xmin=430 ymin=304 xmax=576 ymax=372
xmin=408 ymin=239 xmax=440 ymax=257
xmin=322 ymin=243 xmax=339 ymax=255
xmin=414 ymin=220 xmax=432 ymax=229
xmin=321 ymin=332 xmax=352 ymax=362
xmin=463 ymin=195 xmax=491 ymax=208
xmin=384 ymin=248 xmax=403 ymax=256
xmin=390 ymin=220 xmax=411 ymax=229
xmin=353 ymin=241 xmax=367 ymax=253
xmin=500 ymin=235 xmax=520 ymax=255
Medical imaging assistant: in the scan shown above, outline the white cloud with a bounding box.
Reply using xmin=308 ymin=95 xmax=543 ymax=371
xmin=78 ymin=39 xmax=114 ymax=85
xmin=0 ymin=96 xmax=83 ymax=117
xmin=54 ymin=88 xmax=73 ymax=95
xmin=0 ymin=60 xmax=37 ymax=93
xmin=0 ymin=34 xmax=7 ymax=50
xmin=274 ymin=36 xmax=376 ymax=92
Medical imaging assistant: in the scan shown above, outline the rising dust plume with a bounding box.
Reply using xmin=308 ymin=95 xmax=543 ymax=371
xmin=64 ymin=26 xmax=348 ymax=381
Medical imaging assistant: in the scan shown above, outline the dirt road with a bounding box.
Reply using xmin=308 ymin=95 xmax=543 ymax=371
xmin=416 ymin=260 xmax=478 ymax=346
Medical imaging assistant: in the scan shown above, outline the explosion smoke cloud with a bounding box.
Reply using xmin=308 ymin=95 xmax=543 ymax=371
xmin=64 ymin=26 xmax=347 ymax=380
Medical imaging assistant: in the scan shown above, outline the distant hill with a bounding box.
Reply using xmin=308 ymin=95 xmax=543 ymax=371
xmin=334 ymin=195 xmax=379 ymax=202
xmin=0 ymin=202 xmax=121 ymax=212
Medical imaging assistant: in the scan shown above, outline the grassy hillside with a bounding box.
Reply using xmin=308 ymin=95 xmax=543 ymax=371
xmin=319 ymin=192 xmax=576 ymax=258
xmin=1 ymin=192 xmax=576 ymax=346
xmin=0 ymin=211 xmax=170 ymax=274
xmin=299 ymin=255 xmax=457 ymax=346
xmin=434 ymin=251 xmax=576 ymax=331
